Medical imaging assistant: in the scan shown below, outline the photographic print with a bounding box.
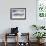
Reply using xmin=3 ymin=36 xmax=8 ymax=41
xmin=10 ymin=8 xmax=26 ymax=20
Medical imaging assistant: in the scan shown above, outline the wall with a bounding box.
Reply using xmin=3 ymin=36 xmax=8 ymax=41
xmin=0 ymin=0 xmax=36 ymax=42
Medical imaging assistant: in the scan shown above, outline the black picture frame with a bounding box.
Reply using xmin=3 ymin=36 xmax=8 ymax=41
xmin=10 ymin=8 xmax=26 ymax=20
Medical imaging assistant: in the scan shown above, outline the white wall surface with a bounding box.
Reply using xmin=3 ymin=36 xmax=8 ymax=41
xmin=0 ymin=0 xmax=37 ymax=42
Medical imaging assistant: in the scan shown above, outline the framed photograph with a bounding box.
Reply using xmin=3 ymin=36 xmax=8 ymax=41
xmin=10 ymin=8 xmax=26 ymax=20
